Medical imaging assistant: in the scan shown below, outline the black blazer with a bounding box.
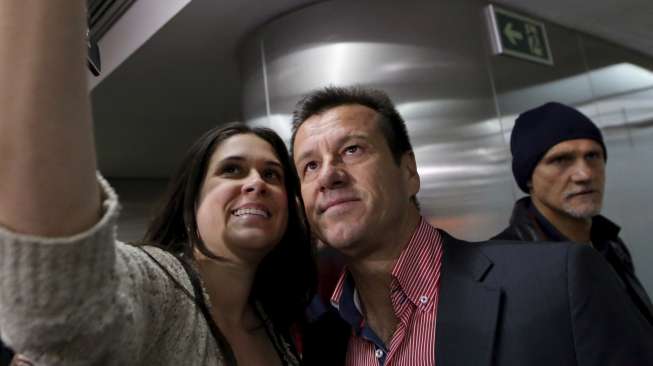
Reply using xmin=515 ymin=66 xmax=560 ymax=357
xmin=303 ymin=231 xmax=653 ymax=365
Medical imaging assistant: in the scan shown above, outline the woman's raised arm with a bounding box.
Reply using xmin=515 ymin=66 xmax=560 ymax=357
xmin=0 ymin=0 xmax=100 ymax=236
xmin=0 ymin=3 xmax=224 ymax=364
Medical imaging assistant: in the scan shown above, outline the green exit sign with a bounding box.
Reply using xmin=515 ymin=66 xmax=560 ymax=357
xmin=486 ymin=5 xmax=554 ymax=66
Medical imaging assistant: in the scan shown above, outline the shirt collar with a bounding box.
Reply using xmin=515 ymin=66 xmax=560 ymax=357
xmin=330 ymin=271 xmax=364 ymax=330
xmin=330 ymin=217 xmax=443 ymax=326
xmin=529 ymin=202 xmax=567 ymax=241
xmin=590 ymin=215 xmax=621 ymax=242
xmin=391 ymin=217 xmax=443 ymax=310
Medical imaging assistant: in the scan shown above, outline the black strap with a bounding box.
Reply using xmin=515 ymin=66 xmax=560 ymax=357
xmin=253 ymin=303 xmax=300 ymax=365
xmin=137 ymin=247 xmax=236 ymax=364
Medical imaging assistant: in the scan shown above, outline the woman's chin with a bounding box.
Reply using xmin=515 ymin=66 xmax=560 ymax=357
xmin=228 ymin=229 xmax=281 ymax=252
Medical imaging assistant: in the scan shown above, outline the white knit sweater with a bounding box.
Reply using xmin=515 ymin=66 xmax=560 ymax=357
xmin=0 ymin=177 xmax=224 ymax=365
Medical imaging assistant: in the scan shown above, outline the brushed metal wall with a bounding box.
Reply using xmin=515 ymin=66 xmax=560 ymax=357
xmin=239 ymin=0 xmax=653 ymax=293
xmin=580 ymin=36 xmax=653 ymax=294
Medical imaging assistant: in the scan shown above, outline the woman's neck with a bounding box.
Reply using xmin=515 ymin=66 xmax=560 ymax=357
xmin=195 ymin=257 xmax=260 ymax=329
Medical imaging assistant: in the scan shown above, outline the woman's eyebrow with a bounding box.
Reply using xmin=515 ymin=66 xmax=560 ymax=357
xmin=220 ymin=155 xmax=246 ymax=162
xmin=264 ymin=160 xmax=283 ymax=169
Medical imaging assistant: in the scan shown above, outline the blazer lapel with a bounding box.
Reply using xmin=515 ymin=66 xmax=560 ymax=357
xmin=435 ymin=232 xmax=501 ymax=366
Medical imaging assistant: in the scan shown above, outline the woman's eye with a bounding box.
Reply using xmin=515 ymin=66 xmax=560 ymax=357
xmin=263 ymin=169 xmax=282 ymax=182
xmin=220 ymin=164 xmax=241 ymax=175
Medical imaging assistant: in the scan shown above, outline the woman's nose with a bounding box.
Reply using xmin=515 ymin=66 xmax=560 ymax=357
xmin=242 ymin=171 xmax=267 ymax=195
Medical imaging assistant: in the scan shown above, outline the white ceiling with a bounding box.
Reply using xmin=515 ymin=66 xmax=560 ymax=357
xmin=91 ymin=0 xmax=322 ymax=178
xmin=91 ymin=0 xmax=653 ymax=178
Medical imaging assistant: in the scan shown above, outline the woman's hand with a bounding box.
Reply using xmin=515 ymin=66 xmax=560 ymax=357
xmin=9 ymin=354 xmax=33 ymax=366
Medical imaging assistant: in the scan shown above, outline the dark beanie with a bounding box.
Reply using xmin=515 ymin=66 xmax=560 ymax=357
xmin=510 ymin=102 xmax=607 ymax=193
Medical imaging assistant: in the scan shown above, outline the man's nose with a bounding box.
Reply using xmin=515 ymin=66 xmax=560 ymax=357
xmin=317 ymin=159 xmax=348 ymax=191
xmin=571 ymin=161 xmax=592 ymax=182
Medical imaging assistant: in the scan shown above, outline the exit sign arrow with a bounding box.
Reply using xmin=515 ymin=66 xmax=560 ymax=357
xmin=503 ymin=22 xmax=523 ymax=45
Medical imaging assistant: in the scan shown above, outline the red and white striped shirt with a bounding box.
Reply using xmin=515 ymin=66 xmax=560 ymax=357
xmin=331 ymin=218 xmax=444 ymax=366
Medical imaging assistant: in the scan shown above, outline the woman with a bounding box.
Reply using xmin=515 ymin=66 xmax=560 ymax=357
xmin=139 ymin=123 xmax=316 ymax=365
xmin=0 ymin=1 xmax=314 ymax=365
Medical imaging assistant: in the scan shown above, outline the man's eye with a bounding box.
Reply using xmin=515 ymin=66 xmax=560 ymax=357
xmin=586 ymin=152 xmax=601 ymax=160
xmin=304 ymin=161 xmax=318 ymax=173
xmin=551 ymin=156 xmax=570 ymax=165
xmin=344 ymin=145 xmax=360 ymax=155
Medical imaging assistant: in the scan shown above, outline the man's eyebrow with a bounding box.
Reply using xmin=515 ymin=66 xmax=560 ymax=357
xmin=544 ymin=150 xmax=575 ymax=161
xmin=344 ymin=133 xmax=368 ymax=142
xmin=294 ymin=149 xmax=315 ymax=166
xmin=294 ymin=133 xmax=368 ymax=164
xmin=546 ymin=145 xmax=604 ymax=160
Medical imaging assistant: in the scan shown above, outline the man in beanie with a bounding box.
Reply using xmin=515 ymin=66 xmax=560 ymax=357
xmin=494 ymin=101 xmax=653 ymax=325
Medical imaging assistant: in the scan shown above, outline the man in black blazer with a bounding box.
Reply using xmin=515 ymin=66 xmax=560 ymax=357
xmin=291 ymin=86 xmax=653 ymax=365
xmin=492 ymin=102 xmax=653 ymax=326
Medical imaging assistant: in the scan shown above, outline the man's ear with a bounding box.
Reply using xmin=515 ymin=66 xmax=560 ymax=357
xmin=401 ymin=151 xmax=420 ymax=197
xmin=527 ymin=180 xmax=533 ymax=193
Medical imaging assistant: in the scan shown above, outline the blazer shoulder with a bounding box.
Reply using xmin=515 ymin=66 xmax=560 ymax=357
xmin=471 ymin=240 xmax=576 ymax=285
xmin=439 ymin=231 xmax=575 ymax=284
xmin=478 ymin=239 xmax=574 ymax=259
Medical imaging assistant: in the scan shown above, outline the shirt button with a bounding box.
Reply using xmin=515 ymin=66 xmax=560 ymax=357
xmin=419 ymin=295 xmax=429 ymax=304
xmin=375 ymin=349 xmax=384 ymax=359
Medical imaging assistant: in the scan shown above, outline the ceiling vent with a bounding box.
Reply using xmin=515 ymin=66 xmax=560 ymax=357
xmin=88 ymin=0 xmax=137 ymax=41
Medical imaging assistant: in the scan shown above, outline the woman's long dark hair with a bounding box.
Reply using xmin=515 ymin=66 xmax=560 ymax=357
xmin=141 ymin=122 xmax=316 ymax=363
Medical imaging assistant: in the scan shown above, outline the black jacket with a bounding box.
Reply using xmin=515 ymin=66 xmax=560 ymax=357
xmin=493 ymin=196 xmax=653 ymax=326
xmin=303 ymin=230 xmax=653 ymax=365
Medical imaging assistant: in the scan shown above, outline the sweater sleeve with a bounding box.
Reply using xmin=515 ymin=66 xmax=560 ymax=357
xmin=0 ymin=174 xmax=194 ymax=365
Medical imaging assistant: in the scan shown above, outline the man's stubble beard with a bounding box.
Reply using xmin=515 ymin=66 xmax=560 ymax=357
xmin=561 ymin=194 xmax=603 ymax=220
